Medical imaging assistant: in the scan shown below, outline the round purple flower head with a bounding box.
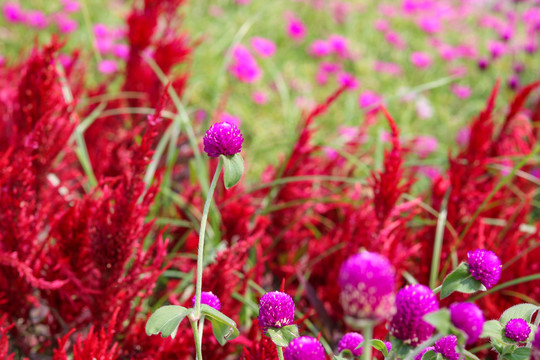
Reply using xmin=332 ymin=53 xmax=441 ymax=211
xmin=257 ymin=291 xmax=294 ymax=332
xmin=505 ymin=318 xmax=531 ymax=342
xmin=203 ymin=121 xmax=244 ymax=158
xmin=389 ymin=284 xmax=439 ymax=346
xmin=467 ymin=249 xmax=501 ymax=289
xmin=338 ymin=251 xmax=396 ymax=322
xmin=385 ymin=341 xmax=392 ymax=353
xmin=284 ymin=336 xmax=325 ymax=360
xmin=192 ymin=291 xmax=221 ymax=311
xmin=434 ymin=335 xmax=459 ymax=360
xmin=531 ymin=329 xmax=540 ymax=360
xmin=449 ymin=302 xmax=484 ymax=344
xmin=415 ymin=346 xmax=435 ymax=360
xmin=337 ymin=332 xmax=363 ymax=357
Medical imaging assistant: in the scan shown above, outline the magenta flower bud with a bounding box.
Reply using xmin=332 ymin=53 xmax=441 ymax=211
xmin=415 ymin=346 xmax=435 ymax=360
xmin=385 ymin=341 xmax=392 ymax=353
xmin=505 ymin=318 xmax=531 ymax=342
xmin=284 ymin=336 xmax=325 ymax=360
xmin=467 ymin=249 xmax=502 ymax=289
xmin=257 ymin=291 xmax=294 ymax=332
xmin=389 ymin=284 xmax=439 ymax=346
xmin=203 ymin=121 xmax=244 ymax=158
xmin=192 ymin=291 xmax=221 ymax=311
xmin=531 ymin=329 xmax=540 ymax=360
xmin=434 ymin=335 xmax=459 ymax=360
xmin=337 ymin=332 xmax=363 ymax=356
xmin=449 ymin=302 xmax=484 ymax=344
xmin=338 ymin=251 xmax=396 ymax=322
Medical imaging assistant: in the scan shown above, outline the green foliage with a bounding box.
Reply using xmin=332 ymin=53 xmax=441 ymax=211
xmin=266 ymin=324 xmax=299 ymax=347
xmin=221 ymin=153 xmax=244 ymax=189
xmin=145 ymin=305 xmax=193 ymax=339
xmin=440 ymin=262 xmax=486 ymax=299
xmin=200 ymin=304 xmax=240 ymax=345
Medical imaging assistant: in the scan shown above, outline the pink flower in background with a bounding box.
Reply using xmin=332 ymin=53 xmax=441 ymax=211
xmin=0 ymin=55 xmax=5 ymax=66
xmin=416 ymin=97 xmax=433 ymax=119
xmin=418 ymin=165 xmax=441 ymax=180
xmin=316 ymin=71 xmax=328 ymax=85
xmin=337 ymin=72 xmax=358 ymax=89
xmin=320 ymin=61 xmax=341 ymax=74
xmin=57 ymin=53 xmax=73 ymax=68
xmin=385 ymin=31 xmax=406 ymax=50
xmin=98 ymin=59 xmax=118 ymax=74
xmin=418 ymin=16 xmax=441 ymax=34
xmin=93 ymin=23 xmax=109 ymax=37
xmin=252 ymin=91 xmax=268 ymax=105
xmin=358 ymin=91 xmax=382 ymax=109
xmin=438 ymin=44 xmax=457 ymax=61
xmin=374 ymin=19 xmax=390 ymax=32
xmin=55 ymin=14 xmax=78 ymax=33
xmin=286 ymin=14 xmax=306 ymax=41
xmin=374 ymin=61 xmax=403 ymax=76
xmin=489 ymin=41 xmax=506 ymax=59
xmin=448 ymin=66 xmax=467 ymax=77
xmin=323 ymin=146 xmax=339 ymax=160
xmin=309 ymin=39 xmax=332 ymax=57
xmin=25 ymin=11 xmax=48 ymax=29
xmin=2 ymin=2 xmax=24 ymax=22
xmin=456 ymin=44 xmax=476 ymax=59
xmin=451 ymin=84 xmax=472 ymax=99
xmin=251 ymin=37 xmax=276 ymax=57
xmin=218 ymin=112 xmax=241 ymax=126
xmin=228 ymin=45 xmax=262 ymax=83
xmin=96 ymin=37 xmax=114 ymax=54
xmin=338 ymin=126 xmax=359 ymax=141
xmin=328 ymin=34 xmax=349 ymax=58
xmin=410 ymin=52 xmax=432 ymax=69
xmin=61 ymin=0 xmax=80 ymax=13
xmin=412 ymin=135 xmax=438 ymax=157
xmin=235 ymin=0 xmax=251 ymax=4
xmin=113 ymin=44 xmax=130 ymax=60
xmin=456 ymin=126 xmax=470 ymax=147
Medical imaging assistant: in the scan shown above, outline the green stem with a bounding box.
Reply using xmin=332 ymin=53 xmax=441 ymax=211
xmin=430 ymin=190 xmax=449 ymax=289
xmin=191 ymin=319 xmax=204 ymax=360
xmin=277 ymin=346 xmax=285 ymax=360
xmin=198 ymin=316 xmax=206 ymax=353
xmin=469 ymin=273 xmax=540 ymax=301
xmin=194 ymin=158 xmax=223 ymax=319
xmin=362 ymin=324 xmax=373 ymax=360
xmin=433 ymin=285 xmax=442 ymax=294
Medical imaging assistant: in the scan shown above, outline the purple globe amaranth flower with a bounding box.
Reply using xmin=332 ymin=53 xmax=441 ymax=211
xmin=415 ymin=346 xmax=435 ymax=360
xmin=257 ymin=291 xmax=294 ymax=332
xmin=467 ymin=249 xmax=502 ymax=289
xmin=505 ymin=318 xmax=531 ymax=342
xmin=389 ymin=284 xmax=439 ymax=346
xmin=450 ymin=302 xmax=484 ymax=344
xmin=203 ymin=121 xmax=244 ymax=158
xmin=338 ymin=251 xmax=396 ymax=322
xmin=531 ymin=329 xmax=540 ymax=360
xmin=434 ymin=335 xmax=460 ymax=360
xmin=192 ymin=291 xmax=221 ymax=311
xmin=284 ymin=336 xmax=325 ymax=360
xmin=385 ymin=341 xmax=392 ymax=353
xmin=337 ymin=332 xmax=363 ymax=357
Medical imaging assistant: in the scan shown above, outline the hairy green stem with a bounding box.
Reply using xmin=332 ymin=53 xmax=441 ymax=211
xmin=362 ymin=324 xmax=373 ymax=360
xmin=194 ymin=158 xmax=223 ymax=319
xmin=191 ymin=319 xmax=204 ymax=360
xmin=277 ymin=346 xmax=285 ymax=360
xmin=433 ymin=285 xmax=442 ymax=294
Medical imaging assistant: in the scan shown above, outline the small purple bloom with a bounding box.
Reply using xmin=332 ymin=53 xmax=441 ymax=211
xmin=25 ymin=10 xmax=48 ymax=29
xmin=477 ymin=58 xmax=489 ymax=71
xmin=467 ymin=249 xmax=502 ymax=289
xmin=505 ymin=319 xmax=531 ymax=342
xmin=228 ymin=45 xmax=261 ymax=83
xmin=309 ymin=39 xmax=332 ymax=57
xmin=415 ymin=346 xmax=435 ymax=360
xmin=412 ymin=135 xmax=438 ymax=158
xmin=410 ymin=52 xmax=432 ymax=69
xmin=61 ymin=0 xmax=80 ymax=13
xmin=55 ymin=14 xmax=78 ymax=33
xmin=93 ymin=23 xmax=109 ymax=37
xmin=192 ymin=291 xmax=221 ymax=311
xmin=257 ymin=291 xmax=294 ymax=332
xmin=328 ymin=34 xmax=349 ymax=58
xmin=532 ymin=329 xmax=540 ymax=360
xmin=203 ymin=121 xmax=244 ymax=158
xmin=2 ymin=2 xmax=24 ymax=22
xmin=358 ymin=91 xmax=382 ymax=109
xmin=338 ymin=251 xmax=396 ymax=322
xmin=385 ymin=341 xmax=392 ymax=353
xmin=113 ymin=44 xmax=130 ymax=60
xmin=286 ymin=15 xmax=306 ymax=42
xmin=434 ymin=335 xmax=459 ymax=360
xmin=251 ymin=37 xmax=276 ymax=58
xmin=451 ymin=84 xmax=472 ymax=99
xmin=389 ymin=284 xmax=439 ymax=346
xmin=98 ymin=59 xmax=117 ymax=74
xmin=284 ymin=336 xmax=325 ymax=360
xmin=450 ymin=302 xmax=484 ymax=344
xmin=338 ymin=332 xmax=363 ymax=357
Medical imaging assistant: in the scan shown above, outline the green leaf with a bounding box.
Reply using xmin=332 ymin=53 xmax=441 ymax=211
xmin=337 ymin=349 xmax=354 ymax=359
xmin=370 ymin=339 xmax=389 ymax=356
xmin=390 ymin=337 xmax=412 ymax=358
xmin=145 ymin=305 xmax=192 ymax=339
xmin=499 ymin=303 xmax=539 ymax=326
xmin=424 ymin=309 xmax=452 ymax=334
xmin=462 ymin=349 xmax=481 ymax=360
xmin=481 ymin=320 xmax=504 ymax=339
xmin=503 ymin=347 xmax=531 ymax=360
xmin=421 ymin=350 xmax=441 ymax=360
xmin=440 ymin=262 xmax=487 ymax=299
xmin=266 ymin=325 xmax=299 ymax=347
xmin=200 ymin=304 xmax=239 ymax=345
xmin=221 ymin=153 xmax=244 ymax=189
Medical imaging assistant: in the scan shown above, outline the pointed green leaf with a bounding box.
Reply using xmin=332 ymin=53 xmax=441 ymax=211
xmin=145 ymin=305 xmax=192 ymax=339
xmin=390 ymin=337 xmax=412 ymax=358
xmin=424 ymin=309 xmax=452 ymax=334
xmin=337 ymin=349 xmax=354 ymax=359
xmin=369 ymin=339 xmax=389 ymax=356
xmin=481 ymin=320 xmax=503 ymax=339
xmin=504 ymin=347 xmax=531 ymax=360
xmin=499 ymin=303 xmax=539 ymax=326
xmin=421 ymin=350 xmax=441 ymax=360
xmin=441 ymin=262 xmax=486 ymax=299
xmin=221 ymin=153 xmax=244 ymax=189
xmin=200 ymin=304 xmax=239 ymax=345
xmin=266 ymin=328 xmax=289 ymax=347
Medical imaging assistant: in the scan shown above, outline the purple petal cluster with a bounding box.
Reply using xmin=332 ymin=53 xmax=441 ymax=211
xmin=434 ymin=335 xmax=460 ymax=360
xmin=532 ymin=329 xmax=540 ymax=360
xmin=415 ymin=346 xmax=435 ymax=360
xmin=257 ymin=291 xmax=294 ymax=332
xmin=449 ymin=302 xmax=484 ymax=344
xmin=467 ymin=249 xmax=501 ymax=289
xmin=192 ymin=291 xmax=221 ymax=311
xmin=338 ymin=251 xmax=396 ymax=322
xmin=203 ymin=121 xmax=244 ymax=158
xmin=504 ymin=318 xmax=531 ymax=342
xmin=337 ymin=332 xmax=363 ymax=357
xmin=284 ymin=336 xmax=325 ymax=360
xmin=389 ymin=284 xmax=439 ymax=346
